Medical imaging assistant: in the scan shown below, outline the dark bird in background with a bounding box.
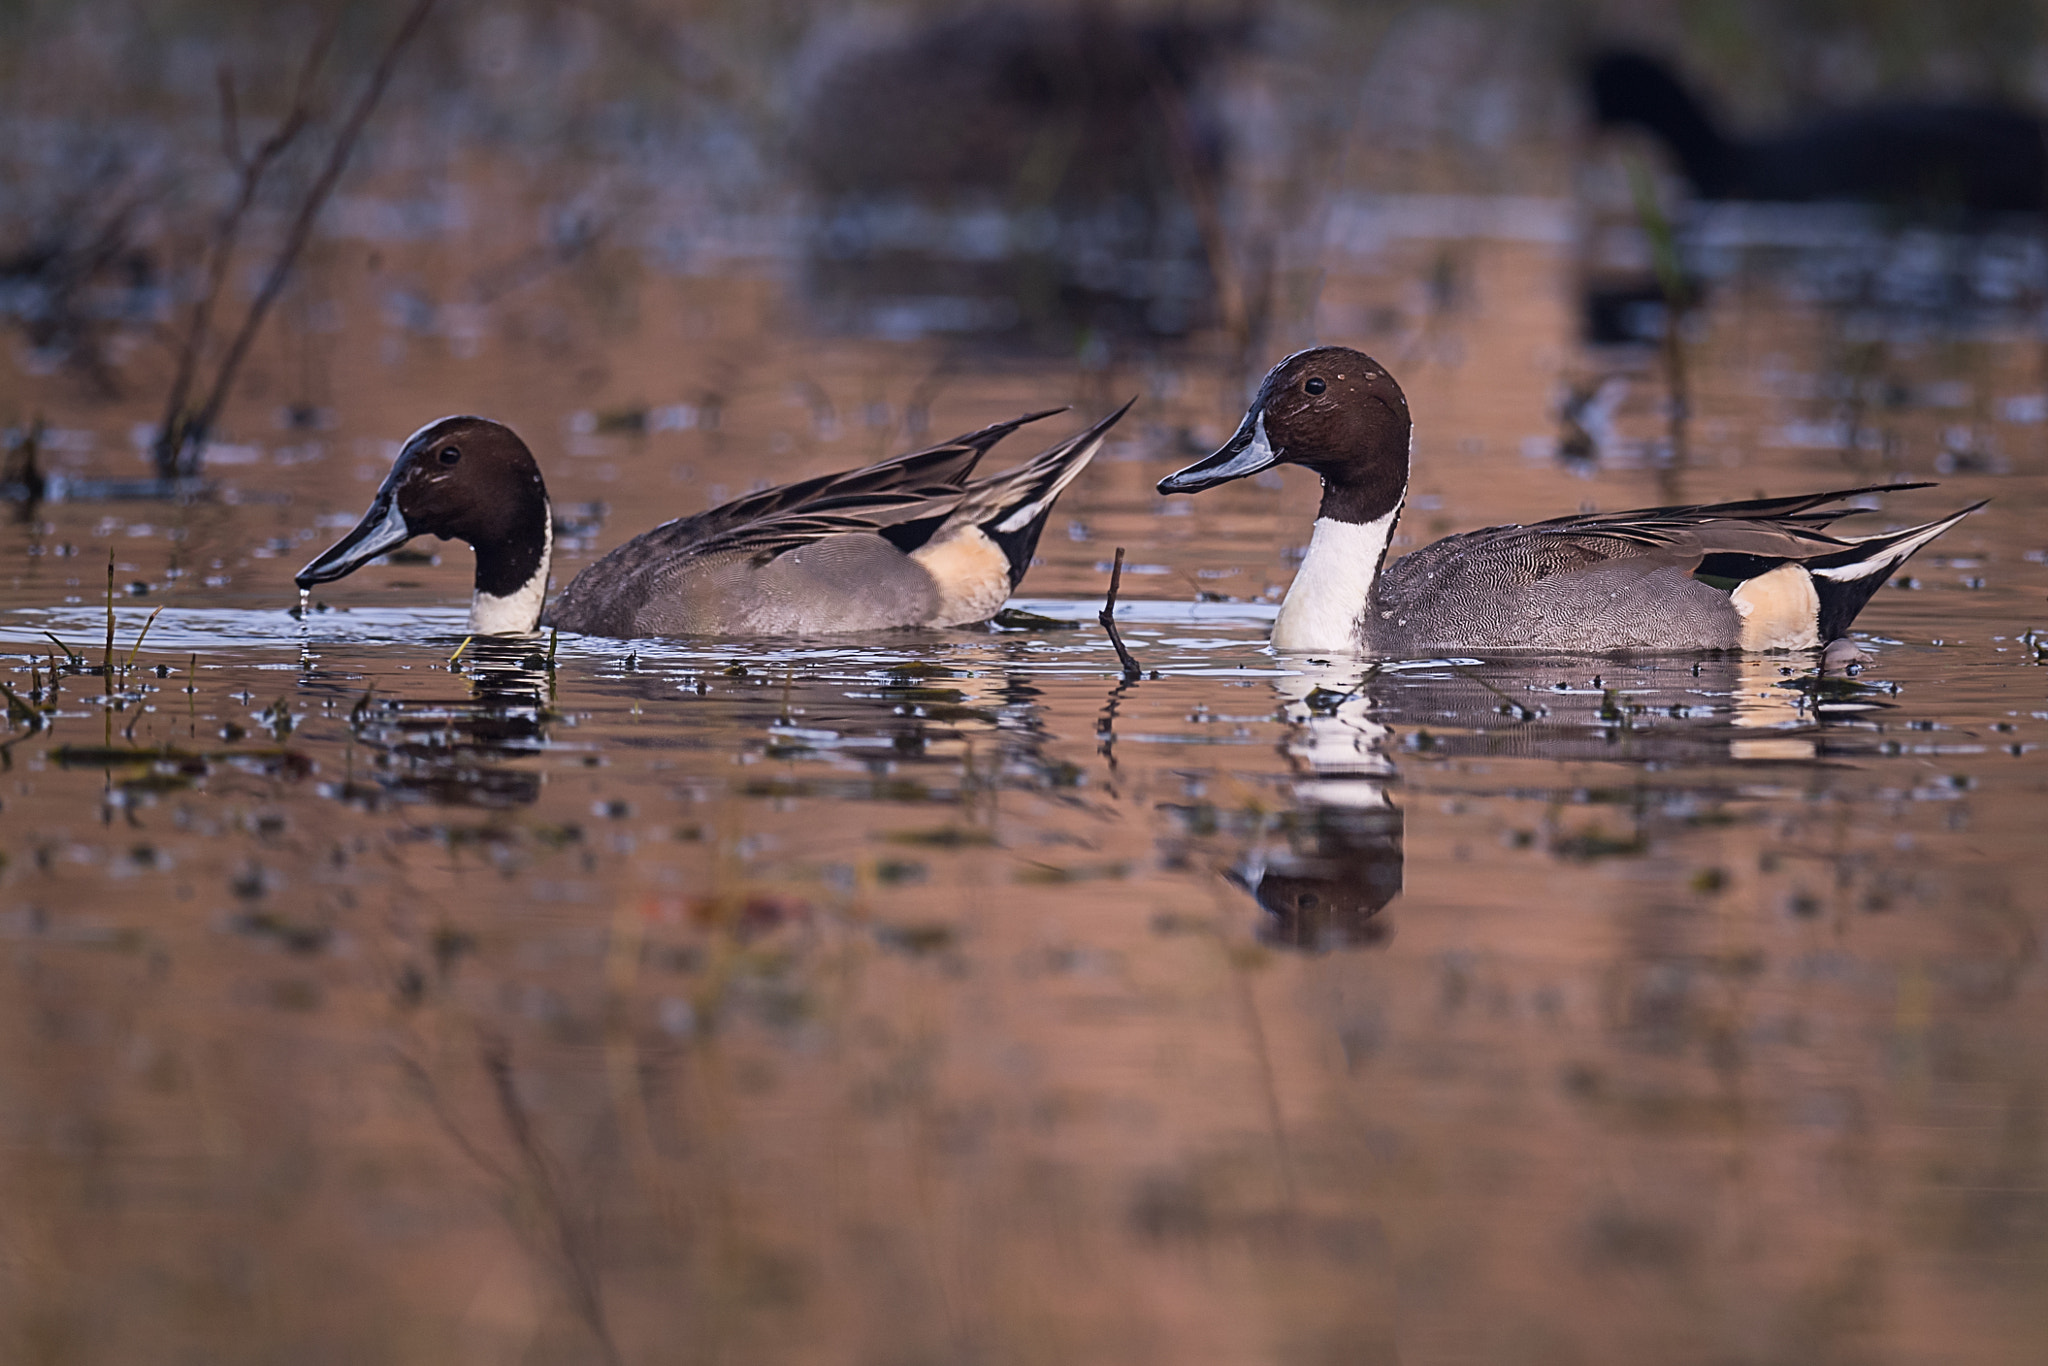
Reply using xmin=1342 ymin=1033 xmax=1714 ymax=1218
xmin=1586 ymin=49 xmax=2048 ymax=213
xmin=795 ymin=6 xmax=1248 ymax=342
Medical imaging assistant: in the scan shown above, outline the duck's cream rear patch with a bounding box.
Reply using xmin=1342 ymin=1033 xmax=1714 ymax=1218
xmin=912 ymin=525 xmax=1012 ymax=626
xmin=1730 ymin=562 xmax=1820 ymax=650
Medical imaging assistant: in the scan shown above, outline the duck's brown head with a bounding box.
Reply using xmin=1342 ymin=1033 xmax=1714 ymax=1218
xmin=296 ymin=415 xmax=551 ymax=599
xmin=1158 ymin=347 xmax=1410 ymax=524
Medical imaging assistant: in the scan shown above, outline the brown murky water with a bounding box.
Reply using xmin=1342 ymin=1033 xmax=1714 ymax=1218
xmin=7 ymin=19 xmax=2048 ymax=1364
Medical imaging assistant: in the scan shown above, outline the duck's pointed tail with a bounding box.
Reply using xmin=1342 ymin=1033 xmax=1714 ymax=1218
xmin=854 ymin=405 xmax=1073 ymax=491
xmin=950 ymin=397 xmax=1135 ymax=588
xmin=1806 ymin=500 xmax=1986 ymax=639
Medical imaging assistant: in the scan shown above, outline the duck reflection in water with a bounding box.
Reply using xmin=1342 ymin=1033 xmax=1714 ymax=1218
xmin=587 ymin=652 xmax=1069 ymax=807
xmin=1233 ymin=661 xmax=1405 ymax=951
xmin=327 ymin=637 xmax=554 ymax=810
xmin=1225 ymin=651 xmax=1897 ymax=949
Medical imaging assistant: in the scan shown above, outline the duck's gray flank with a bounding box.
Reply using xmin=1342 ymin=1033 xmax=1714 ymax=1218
xmin=1158 ymin=345 xmax=1983 ymax=655
xmin=297 ymin=401 xmax=1130 ymax=638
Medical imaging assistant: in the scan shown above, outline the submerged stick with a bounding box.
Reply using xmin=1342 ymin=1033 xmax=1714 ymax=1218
xmin=0 ymin=680 xmax=38 ymax=728
xmin=1099 ymin=547 xmax=1142 ymax=681
xmin=104 ymin=550 xmax=115 ymax=678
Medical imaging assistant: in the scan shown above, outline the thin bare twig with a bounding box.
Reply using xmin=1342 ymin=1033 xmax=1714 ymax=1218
xmin=481 ymin=1038 xmax=624 ymax=1366
xmin=159 ymin=0 xmax=437 ymax=477
xmin=157 ymin=16 xmax=341 ymax=476
xmin=7 ymin=190 xmax=148 ymax=400
xmin=217 ymin=66 xmax=242 ymax=168
xmin=1099 ymin=546 xmax=1143 ymax=681
xmin=391 ymin=1038 xmax=623 ymax=1366
xmin=390 ymin=1047 xmax=517 ymax=1188
xmin=1227 ymin=946 xmax=1299 ymax=1209
xmin=103 ymin=550 xmax=115 ymax=679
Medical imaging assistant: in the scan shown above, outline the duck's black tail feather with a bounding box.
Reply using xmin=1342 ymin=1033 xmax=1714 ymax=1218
xmin=955 ymin=397 xmax=1136 ymax=587
xmin=818 ymin=406 xmax=1071 ymax=500
xmin=1806 ymin=501 xmax=1986 ymax=639
xmin=910 ymin=407 xmax=1073 ymax=481
xmin=1562 ymin=482 xmax=1939 ymax=531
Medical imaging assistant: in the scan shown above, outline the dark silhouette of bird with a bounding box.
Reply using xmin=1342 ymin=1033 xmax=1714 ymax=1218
xmin=1587 ymin=49 xmax=2048 ymax=213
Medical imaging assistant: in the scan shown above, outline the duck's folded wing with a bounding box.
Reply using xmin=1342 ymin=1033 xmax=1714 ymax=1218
xmin=682 ymin=485 xmax=970 ymax=561
xmin=684 ymin=407 xmax=1067 ymax=542
xmin=547 ymin=411 xmax=1064 ymax=634
xmin=1393 ymin=512 xmax=1859 ymax=587
xmin=590 ymin=408 xmax=1060 ymax=565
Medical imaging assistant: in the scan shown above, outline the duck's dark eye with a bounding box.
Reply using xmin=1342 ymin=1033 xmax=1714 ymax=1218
xmin=1304 ymin=377 xmax=1327 ymax=396
xmin=437 ymin=445 xmax=461 ymax=466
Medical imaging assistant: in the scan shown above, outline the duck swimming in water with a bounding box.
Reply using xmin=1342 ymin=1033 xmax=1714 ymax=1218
xmin=298 ymin=402 xmax=1128 ymax=637
xmin=1157 ymin=347 xmax=1981 ymax=656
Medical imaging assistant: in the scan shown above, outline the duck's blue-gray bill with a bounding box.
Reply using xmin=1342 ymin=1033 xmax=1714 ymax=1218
xmin=295 ymin=495 xmax=413 ymax=588
xmin=1156 ymin=411 xmax=1278 ymax=494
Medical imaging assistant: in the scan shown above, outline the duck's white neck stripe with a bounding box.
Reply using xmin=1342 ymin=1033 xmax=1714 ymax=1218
xmin=468 ymin=513 xmax=552 ymax=635
xmin=1271 ymin=504 xmax=1400 ymax=653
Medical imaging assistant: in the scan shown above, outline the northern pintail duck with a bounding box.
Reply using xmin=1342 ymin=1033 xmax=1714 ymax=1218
xmin=1158 ymin=347 xmax=1982 ymax=655
xmin=298 ymin=403 xmax=1129 ymax=637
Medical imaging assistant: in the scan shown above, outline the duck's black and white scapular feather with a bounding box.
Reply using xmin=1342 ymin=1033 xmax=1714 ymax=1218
xmin=297 ymin=402 xmax=1129 ymax=638
xmin=1158 ymin=346 xmax=1983 ymax=655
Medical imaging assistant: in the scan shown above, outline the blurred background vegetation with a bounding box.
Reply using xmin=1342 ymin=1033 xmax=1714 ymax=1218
xmin=5 ymin=0 xmax=2048 ymax=454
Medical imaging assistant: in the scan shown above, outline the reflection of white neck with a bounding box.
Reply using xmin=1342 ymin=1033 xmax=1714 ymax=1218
xmin=1275 ymin=658 xmax=1395 ymax=806
xmin=468 ymin=514 xmax=552 ymax=635
xmin=1272 ymin=505 xmax=1400 ymax=653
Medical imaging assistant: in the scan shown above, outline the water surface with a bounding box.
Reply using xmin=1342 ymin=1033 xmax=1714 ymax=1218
xmin=5 ymin=50 xmax=2048 ymax=1366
